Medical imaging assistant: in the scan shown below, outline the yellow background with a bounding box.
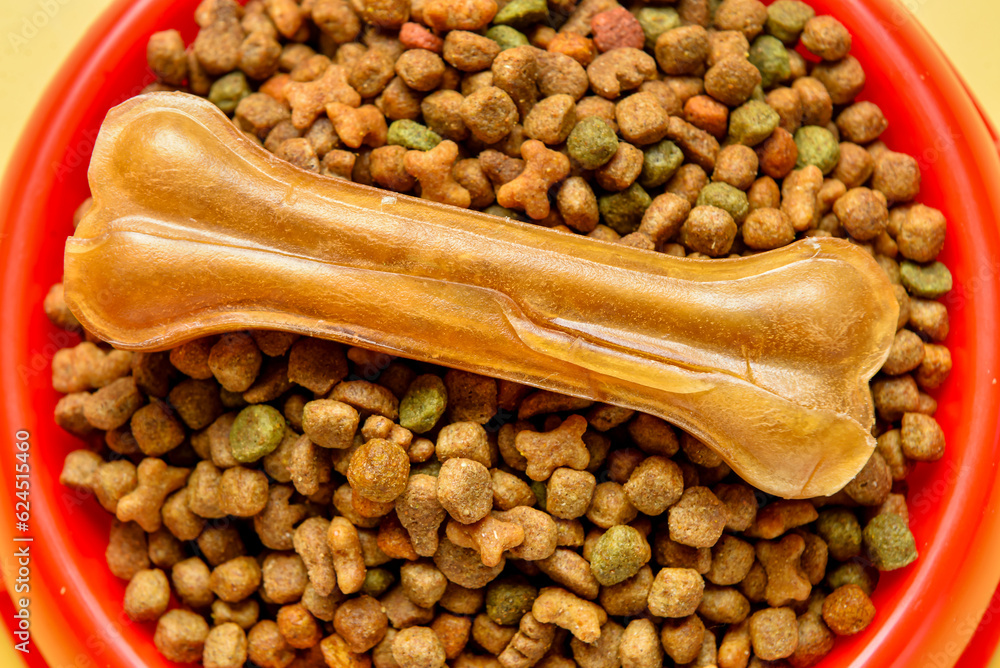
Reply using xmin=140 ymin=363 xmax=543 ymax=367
xmin=0 ymin=0 xmax=997 ymax=666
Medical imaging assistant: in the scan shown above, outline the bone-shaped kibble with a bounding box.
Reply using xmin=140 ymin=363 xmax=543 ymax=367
xmin=116 ymin=457 xmax=190 ymax=532
xmin=445 ymin=515 xmax=525 ymax=567
xmin=65 ymin=93 xmax=899 ymax=498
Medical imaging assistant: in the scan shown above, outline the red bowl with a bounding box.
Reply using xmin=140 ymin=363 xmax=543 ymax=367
xmin=2 ymin=0 xmax=1000 ymax=666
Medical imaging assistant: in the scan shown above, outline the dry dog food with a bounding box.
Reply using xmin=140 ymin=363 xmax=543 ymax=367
xmin=51 ymin=0 xmax=955 ymax=664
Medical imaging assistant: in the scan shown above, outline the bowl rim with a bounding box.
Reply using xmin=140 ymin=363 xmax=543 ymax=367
xmin=2 ymin=0 xmax=1000 ymax=667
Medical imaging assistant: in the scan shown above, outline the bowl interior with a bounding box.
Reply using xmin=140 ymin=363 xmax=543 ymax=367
xmin=2 ymin=0 xmax=999 ymax=666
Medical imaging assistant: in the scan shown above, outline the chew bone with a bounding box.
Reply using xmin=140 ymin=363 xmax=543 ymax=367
xmin=65 ymin=93 xmax=899 ymax=498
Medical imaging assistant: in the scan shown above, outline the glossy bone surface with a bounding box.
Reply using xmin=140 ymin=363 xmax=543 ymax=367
xmin=65 ymin=93 xmax=899 ymax=498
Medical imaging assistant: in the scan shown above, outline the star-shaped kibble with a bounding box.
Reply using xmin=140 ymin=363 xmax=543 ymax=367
xmin=286 ymin=65 xmax=361 ymax=130
xmin=446 ymin=515 xmax=525 ymax=568
xmin=496 ymin=139 xmax=570 ymax=220
xmin=515 ymin=414 xmax=590 ymax=481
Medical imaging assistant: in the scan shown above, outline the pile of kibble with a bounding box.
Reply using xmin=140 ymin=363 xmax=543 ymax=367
xmin=49 ymin=0 xmax=956 ymax=665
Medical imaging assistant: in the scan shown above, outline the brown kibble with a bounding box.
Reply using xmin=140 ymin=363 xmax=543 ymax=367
xmin=392 ymin=626 xmax=446 ymax=668
xmin=328 ymin=516 xmax=368 ymax=595
xmin=715 ymin=0 xmax=767 ymax=39
xmin=335 ymin=595 xmax=390 ymax=651
xmin=148 ymin=30 xmax=188 ymax=85
xmin=743 ymin=207 xmax=795 ymax=250
xmin=668 ymin=486 xmax=727 ymax=548
xmin=707 ymin=535 xmax=756 ymax=586
xmin=295 ymin=517 xmax=338 ymax=596
xmin=679 ymin=205 xmax=737 ymax=257
xmin=124 ymin=568 xmax=171 ymax=622
xmin=493 ymin=506 xmax=558 ymax=561
xmin=654 ymin=26 xmax=709 ymax=76
xmin=515 ymin=414 xmax=589 ymax=481
xmin=595 ymin=142 xmax=643 ymax=192
xmin=812 ymin=55 xmax=865 ymax=106
xmin=648 ymin=568 xmax=704 ymax=618
xmin=587 ymin=47 xmax=657 ymax=99
xmin=303 ymin=399 xmax=360 ymax=449
xmin=705 ymin=57 xmax=761 ymax=106
xmin=59 ymin=449 xmax=101 ymax=492
xmin=546 ymin=468 xmax=597 ymax=520
xmin=172 ymin=555 xmax=213 ymax=609
xmin=872 ymin=374 xmax=920 ymax=421
xmin=623 ymin=456 xmax=683 ymax=516
xmin=437 ymin=458 xmax=493 ymax=524
xmin=821 ymin=584 xmax=875 ymax=636
xmin=288 ymin=338 xmax=349 ymax=394
xmin=749 ymin=607 xmax=798 ymax=660
xmin=746 ymin=500 xmax=818 ymax=540
xmin=916 ymin=343 xmax=952 ymax=389
xmin=249 ymin=620 xmax=296 ymax=668
xmin=211 ymin=555 xmax=263 ymax=602
xmin=203 ymin=622 xmax=249 ymax=668
xmin=349 ymin=438 xmax=410 ymax=503
xmin=399 ymin=561 xmax=449 ymax=609
xmin=116 ymin=457 xmax=189 ymax=532
xmin=781 ymin=165 xmax=823 ymax=231
xmin=198 ymin=524 xmax=246 ymax=567
xmin=833 ymin=187 xmax=889 ymax=241
xmin=397 ymin=474 xmax=447 ymax=557
xmin=95 ymin=459 xmax=138 ymax=514
xmin=461 ymin=87 xmax=519 ymax=145
xmin=532 ymin=587 xmax=607 ymax=643
xmin=434 ymin=537 xmax=505 ymax=588
xmin=756 ymin=534 xmax=811 ymax=608
xmin=897 ymin=203 xmax=946 ymax=262
xmin=155 ymin=609 xmax=210 ymax=663
xmin=217 ymin=466 xmax=269 ymax=517
xmin=901 ymin=412 xmax=946 ymax=462
xmin=660 ymin=615 xmax=705 ymax=664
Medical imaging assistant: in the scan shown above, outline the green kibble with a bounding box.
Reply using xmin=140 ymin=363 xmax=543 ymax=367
xmin=697 ymin=182 xmax=749 ymax=223
xmin=863 ymin=513 xmax=918 ymax=571
xmin=567 ymin=117 xmax=619 ymax=170
xmin=749 ymin=36 xmax=791 ymax=89
xmin=795 ymin=125 xmax=841 ymax=174
xmin=766 ymin=0 xmax=816 ymax=44
xmin=530 ymin=480 xmax=547 ymax=510
xmin=900 ymin=260 xmax=953 ymax=298
xmin=492 ymin=0 xmax=548 ymax=28
xmin=589 ymin=525 xmax=650 ymax=586
xmin=486 ymin=579 xmax=538 ymax=625
xmin=362 ymin=568 xmax=396 ymax=598
xmin=400 ymin=374 xmax=448 ymax=434
xmin=387 ymin=120 xmax=442 ymax=151
xmin=826 ymin=561 xmax=878 ymax=596
xmin=599 ymin=183 xmax=652 ymax=235
xmin=486 ymin=25 xmax=530 ymax=50
xmin=209 ymin=72 xmax=250 ymax=114
xmin=229 ymin=404 xmax=286 ymax=463
xmin=728 ymin=100 xmax=780 ymax=147
xmin=636 ymin=7 xmax=680 ymax=49
xmin=640 ymin=140 xmax=684 ymax=188
xmin=816 ymin=508 xmax=863 ymax=561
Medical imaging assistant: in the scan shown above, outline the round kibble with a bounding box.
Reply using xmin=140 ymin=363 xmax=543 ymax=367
xmin=589 ymin=525 xmax=651 ymax=586
xmin=567 ymin=116 xmax=618 ymax=170
xmin=348 ymin=438 xmax=411 ymax=502
xmin=230 ymin=404 xmax=286 ymax=463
